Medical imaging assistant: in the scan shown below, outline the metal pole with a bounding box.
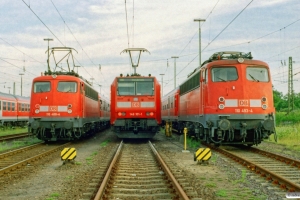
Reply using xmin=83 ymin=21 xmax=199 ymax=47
xmin=98 ymin=84 xmax=102 ymax=95
xmin=44 ymin=38 xmax=53 ymax=72
xmin=194 ymin=19 xmax=206 ymax=67
xmin=171 ymin=56 xmax=179 ymax=89
xmin=19 ymin=73 xmax=24 ymax=96
xmin=159 ymin=74 xmax=165 ymax=97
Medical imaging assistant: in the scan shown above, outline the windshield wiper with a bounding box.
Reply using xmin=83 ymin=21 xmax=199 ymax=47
xmin=217 ymin=77 xmax=226 ymax=82
xmin=249 ymin=74 xmax=259 ymax=82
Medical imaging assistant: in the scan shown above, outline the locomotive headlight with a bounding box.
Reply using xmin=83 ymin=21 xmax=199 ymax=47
xmin=219 ymin=96 xmax=225 ymax=102
xmin=261 ymin=97 xmax=267 ymax=102
xmin=35 ymin=109 xmax=40 ymax=114
xmin=118 ymin=112 xmax=126 ymax=116
xmin=146 ymin=112 xmax=154 ymax=116
xmin=67 ymin=109 xmax=72 ymax=114
xmin=35 ymin=104 xmax=40 ymax=109
xmin=68 ymin=104 xmax=72 ymax=108
xmin=262 ymin=104 xmax=267 ymax=110
xmin=218 ymin=104 xmax=225 ymax=109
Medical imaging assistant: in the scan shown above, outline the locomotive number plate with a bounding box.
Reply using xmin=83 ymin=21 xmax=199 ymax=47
xmin=49 ymin=106 xmax=58 ymax=111
xmin=239 ymin=100 xmax=249 ymax=107
xmin=131 ymin=102 xmax=140 ymax=107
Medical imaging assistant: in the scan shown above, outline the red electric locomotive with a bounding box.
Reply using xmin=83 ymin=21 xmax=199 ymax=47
xmin=0 ymin=92 xmax=30 ymax=127
xmin=110 ymin=48 xmax=161 ymax=139
xmin=162 ymin=51 xmax=276 ymax=146
xmin=110 ymin=74 xmax=161 ymax=138
xmin=28 ymin=47 xmax=110 ymax=141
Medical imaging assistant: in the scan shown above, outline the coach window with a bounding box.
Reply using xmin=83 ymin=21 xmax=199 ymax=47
xmin=246 ymin=67 xmax=269 ymax=82
xmin=12 ymin=103 xmax=15 ymax=111
xmin=211 ymin=67 xmax=238 ymax=82
xmin=34 ymin=82 xmax=50 ymax=93
xmin=8 ymin=102 xmax=11 ymax=111
xmin=57 ymin=82 xmax=77 ymax=93
xmin=3 ymin=102 xmax=6 ymax=111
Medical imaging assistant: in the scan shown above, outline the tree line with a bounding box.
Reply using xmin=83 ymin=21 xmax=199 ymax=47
xmin=273 ymin=89 xmax=300 ymax=112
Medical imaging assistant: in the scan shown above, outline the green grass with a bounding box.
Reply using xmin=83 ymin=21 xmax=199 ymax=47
xmin=205 ymin=182 xmax=216 ymax=188
xmin=0 ymin=137 xmax=41 ymax=152
xmin=0 ymin=127 xmax=28 ymax=136
xmin=215 ymin=189 xmax=228 ymax=197
xmin=45 ymin=192 xmax=60 ymax=200
xmin=266 ymin=122 xmax=300 ymax=151
xmin=275 ymin=111 xmax=300 ymax=125
xmin=100 ymin=139 xmax=110 ymax=147
xmin=186 ymin=137 xmax=199 ymax=149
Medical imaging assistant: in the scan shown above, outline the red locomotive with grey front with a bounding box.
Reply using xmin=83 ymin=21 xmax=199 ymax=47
xmin=162 ymin=51 xmax=276 ymax=146
xmin=110 ymin=75 xmax=161 ymax=138
xmin=28 ymin=73 xmax=110 ymax=141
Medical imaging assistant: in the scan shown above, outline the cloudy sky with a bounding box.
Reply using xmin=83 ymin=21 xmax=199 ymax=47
xmin=1 ymin=0 xmax=300 ymax=98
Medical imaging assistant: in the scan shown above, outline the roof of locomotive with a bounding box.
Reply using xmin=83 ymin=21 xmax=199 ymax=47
xmin=186 ymin=51 xmax=269 ymax=78
xmin=33 ymin=71 xmax=93 ymax=87
xmin=112 ymin=74 xmax=158 ymax=83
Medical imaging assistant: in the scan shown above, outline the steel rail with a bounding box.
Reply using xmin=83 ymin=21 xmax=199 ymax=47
xmin=212 ymin=146 xmax=300 ymax=192
xmin=148 ymin=140 xmax=190 ymax=200
xmin=0 ymin=142 xmax=43 ymax=159
xmin=0 ymin=142 xmax=71 ymax=176
xmin=0 ymin=132 xmax=32 ymax=142
xmin=250 ymin=147 xmax=300 ymax=168
xmin=94 ymin=140 xmax=123 ymax=200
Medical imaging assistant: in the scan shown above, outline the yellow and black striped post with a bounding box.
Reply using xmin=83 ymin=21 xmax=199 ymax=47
xmin=61 ymin=148 xmax=76 ymax=163
xmin=194 ymin=148 xmax=211 ymax=164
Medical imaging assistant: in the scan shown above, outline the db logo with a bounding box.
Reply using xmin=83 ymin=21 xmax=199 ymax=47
xmin=132 ymin=102 xmax=140 ymax=107
xmin=49 ymin=106 xmax=58 ymax=111
xmin=239 ymin=100 xmax=249 ymax=107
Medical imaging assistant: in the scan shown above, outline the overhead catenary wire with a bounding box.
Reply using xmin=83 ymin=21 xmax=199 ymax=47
xmin=202 ymin=0 xmax=254 ymax=52
xmin=125 ymin=0 xmax=130 ymax=48
xmin=21 ymin=0 xmax=64 ymax=46
xmin=49 ymin=0 xmax=107 ymax=85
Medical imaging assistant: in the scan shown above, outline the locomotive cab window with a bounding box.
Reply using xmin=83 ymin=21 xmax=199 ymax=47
xmin=246 ymin=66 xmax=269 ymax=82
xmin=211 ymin=67 xmax=238 ymax=82
xmin=136 ymin=81 xmax=153 ymax=95
xmin=34 ymin=82 xmax=51 ymax=93
xmin=118 ymin=82 xmax=135 ymax=95
xmin=57 ymin=82 xmax=77 ymax=93
xmin=117 ymin=78 xmax=154 ymax=96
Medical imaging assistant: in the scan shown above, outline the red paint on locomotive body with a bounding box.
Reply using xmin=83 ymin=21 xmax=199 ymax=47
xmin=29 ymin=74 xmax=110 ymax=141
xmin=0 ymin=92 xmax=30 ymax=127
xmin=110 ymin=75 xmax=161 ymax=138
xmin=162 ymin=52 xmax=276 ymax=146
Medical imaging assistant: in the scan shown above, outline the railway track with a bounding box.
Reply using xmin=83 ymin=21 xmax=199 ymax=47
xmin=0 ymin=132 xmax=32 ymax=142
xmin=79 ymin=140 xmax=201 ymax=200
xmin=210 ymin=145 xmax=300 ymax=193
xmin=0 ymin=142 xmax=71 ymax=176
